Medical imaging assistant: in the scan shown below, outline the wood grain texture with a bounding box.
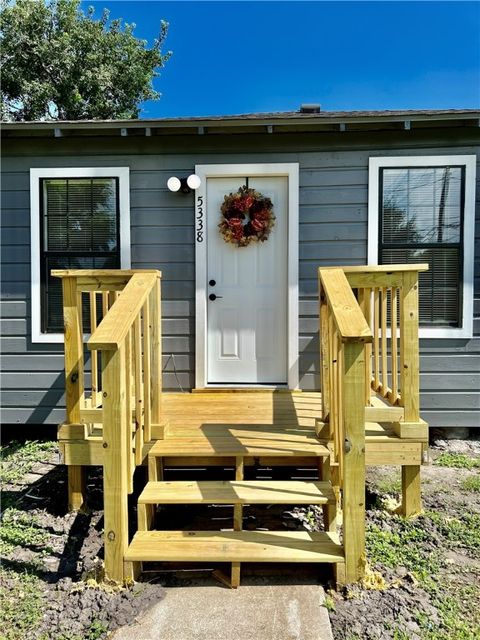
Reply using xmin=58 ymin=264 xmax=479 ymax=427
xmin=88 ymin=272 xmax=158 ymax=350
xmin=125 ymin=530 xmax=344 ymax=563
xmin=138 ymin=480 xmax=336 ymax=505
xmin=342 ymin=341 xmax=366 ymax=583
xmin=102 ymin=346 xmax=129 ymax=583
xmin=319 ymin=269 xmax=372 ymax=342
xmin=400 ymin=272 xmax=421 ymax=422
xmin=401 ymin=465 xmax=422 ymax=517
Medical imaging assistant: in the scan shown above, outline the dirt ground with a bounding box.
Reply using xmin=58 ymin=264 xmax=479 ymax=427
xmin=1 ymin=436 xmax=479 ymax=640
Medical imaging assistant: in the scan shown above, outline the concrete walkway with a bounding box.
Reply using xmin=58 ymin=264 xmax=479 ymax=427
xmin=111 ymin=576 xmax=334 ymax=640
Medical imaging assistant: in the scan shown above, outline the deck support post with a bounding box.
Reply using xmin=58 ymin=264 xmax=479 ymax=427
xmin=342 ymin=341 xmax=366 ymax=584
xmin=67 ymin=466 xmax=86 ymax=511
xmin=102 ymin=346 xmax=130 ymax=583
xmin=62 ymin=276 xmax=86 ymax=511
xmin=401 ymin=465 xmax=422 ymax=517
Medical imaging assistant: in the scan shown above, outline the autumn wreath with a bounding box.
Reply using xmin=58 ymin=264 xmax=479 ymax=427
xmin=218 ymin=185 xmax=275 ymax=247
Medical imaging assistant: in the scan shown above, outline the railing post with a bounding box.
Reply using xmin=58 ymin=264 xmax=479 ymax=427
xmin=102 ymin=344 xmax=130 ymax=583
xmin=342 ymin=341 xmax=366 ymax=583
xmin=399 ymin=270 xmax=422 ymax=516
xmin=62 ymin=276 xmax=86 ymax=510
xmin=400 ymin=271 xmax=420 ymax=423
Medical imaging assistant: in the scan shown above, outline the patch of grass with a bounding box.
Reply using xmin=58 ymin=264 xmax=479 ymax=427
xmin=375 ymin=475 xmax=402 ymax=496
xmin=323 ymin=594 xmax=336 ymax=612
xmin=0 ymin=508 xmax=51 ymax=555
xmin=0 ymin=567 xmax=45 ymax=640
xmin=417 ymin=584 xmax=480 ymax=639
xmin=427 ymin=511 xmax=480 ymax=552
xmin=366 ymin=515 xmax=441 ymax=582
xmin=461 ymin=475 xmax=480 ymax=492
xmin=1 ymin=440 xmax=57 ymax=485
xmin=434 ymin=452 xmax=480 ymax=470
xmin=42 ymin=620 xmax=110 ymax=640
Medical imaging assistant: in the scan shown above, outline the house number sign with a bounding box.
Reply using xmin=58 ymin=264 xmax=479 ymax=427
xmin=196 ymin=195 xmax=204 ymax=243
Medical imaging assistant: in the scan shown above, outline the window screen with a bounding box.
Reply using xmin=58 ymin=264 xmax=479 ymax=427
xmin=40 ymin=178 xmax=120 ymax=332
xmin=379 ymin=167 xmax=464 ymax=327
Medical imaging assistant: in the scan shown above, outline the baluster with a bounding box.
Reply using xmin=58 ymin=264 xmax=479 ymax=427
xmin=125 ymin=328 xmax=133 ymax=493
xmin=150 ymin=276 xmax=162 ymax=431
xmin=358 ymin=288 xmax=372 ymax=405
xmin=319 ymin=284 xmax=331 ymax=424
xmin=373 ymin=289 xmax=380 ymax=391
xmin=381 ymin=287 xmax=388 ymax=397
xmin=328 ymin=313 xmax=337 ymax=463
xmin=133 ymin=314 xmax=144 ymax=465
xmin=89 ymin=292 xmax=98 ymax=407
xmin=143 ymin=296 xmax=152 ymax=443
xmin=391 ymin=287 xmax=399 ymax=403
xmin=337 ymin=337 xmax=344 ymax=487
xmin=101 ymin=291 xmax=107 ymax=316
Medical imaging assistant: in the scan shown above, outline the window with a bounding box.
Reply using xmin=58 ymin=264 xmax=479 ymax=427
xmin=30 ymin=168 xmax=131 ymax=342
xmin=368 ymin=156 xmax=476 ymax=338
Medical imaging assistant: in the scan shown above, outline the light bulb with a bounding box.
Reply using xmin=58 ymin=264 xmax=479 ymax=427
xmin=167 ymin=176 xmax=181 ymax=192
xmin=187 ymin=174 xmax=201 ymax=190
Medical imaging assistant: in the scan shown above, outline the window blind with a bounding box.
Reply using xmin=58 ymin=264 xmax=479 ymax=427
xmin=379 ymin=167 xmax=463 ymax=328
xmin=41 ymin=178 xmax=120 ymax=333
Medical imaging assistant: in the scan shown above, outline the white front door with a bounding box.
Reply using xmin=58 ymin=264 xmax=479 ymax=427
xmin=206 ymin=176 xmax=288 ymax=384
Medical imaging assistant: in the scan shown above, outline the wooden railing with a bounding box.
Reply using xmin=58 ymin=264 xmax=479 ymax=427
xmin=342 ymin=264 xmax=429 ymax=437
xmin=53 ymin=269 xmax=163 ymax=581
xmin=318 ymin=264 xmax=428 ymax=581
xmin=319 ymin=268 xmax=372 ymax=582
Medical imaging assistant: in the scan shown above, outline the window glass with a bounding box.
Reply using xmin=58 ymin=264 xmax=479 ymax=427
xmin=41 ymin=178 xmax=120 ymax=333
xmin=380 ymin=166 xmax=463 ymax=328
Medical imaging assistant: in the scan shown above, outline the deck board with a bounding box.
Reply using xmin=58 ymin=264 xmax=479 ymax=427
xmin=139 ymin=480 xmax=336 ymax=505
xmin=125 ymin=530 xmax=344 ymax=563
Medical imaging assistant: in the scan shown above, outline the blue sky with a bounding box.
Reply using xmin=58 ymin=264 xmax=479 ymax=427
xmin=84 ymin=1 xmax=480 ymax=117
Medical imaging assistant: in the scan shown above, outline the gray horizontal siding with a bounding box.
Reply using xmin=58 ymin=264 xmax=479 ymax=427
xmin=1 ymin=130 xmax=479 ymax=428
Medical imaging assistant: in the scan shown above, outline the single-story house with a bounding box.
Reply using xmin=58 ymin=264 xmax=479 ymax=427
xmin=1 ymin=107 xmax=479 ymax=432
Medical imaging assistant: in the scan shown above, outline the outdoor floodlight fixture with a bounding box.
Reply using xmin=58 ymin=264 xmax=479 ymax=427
xmin=167 ymin=174 xmax=202 ymax=194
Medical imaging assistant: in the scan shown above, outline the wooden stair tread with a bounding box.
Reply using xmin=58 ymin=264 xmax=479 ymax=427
xmin=125 ymin=530 xmax=344 ymax=563
xmin=149 ymin=429 xmax=329 ymax=458
xmin=138 ymin=480 xmax=336 ymax=505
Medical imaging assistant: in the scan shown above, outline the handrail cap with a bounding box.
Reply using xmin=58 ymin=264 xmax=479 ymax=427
xmin=52 ymin=269 xmax=162 ymax=279
xmin=326 ymin=264 xmax=429 ymax=274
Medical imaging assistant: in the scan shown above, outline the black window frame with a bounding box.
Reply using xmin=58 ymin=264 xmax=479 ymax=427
xmin=39 ymin=176 xmax=121 ymax=333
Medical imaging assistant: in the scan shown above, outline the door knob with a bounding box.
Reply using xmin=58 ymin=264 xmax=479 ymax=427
xmin=209 ymin=279 xmax=216 ymax=286
xmin=209 ymin=293 xmax=223 ymax=301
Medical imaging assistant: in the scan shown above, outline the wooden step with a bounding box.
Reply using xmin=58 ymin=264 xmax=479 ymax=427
xmin=125 ymin=530 xmax=344 ymax=563
xmin=138 ymin=480 xmax=336 ymax=505
xmin=148 ymin=427 xmax=330 ymax=458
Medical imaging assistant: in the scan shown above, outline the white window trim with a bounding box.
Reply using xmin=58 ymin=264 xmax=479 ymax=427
xmin=194 ymin=162 xmax=299 ymax=390
xmin=30 ymin=167 xmax=131 ymax=343
xmin=368 ymin=155 xmax=476 ymax=339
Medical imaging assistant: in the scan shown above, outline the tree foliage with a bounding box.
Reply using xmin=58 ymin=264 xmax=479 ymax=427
xmin=0 ymin=0 xmax=171 ymax=121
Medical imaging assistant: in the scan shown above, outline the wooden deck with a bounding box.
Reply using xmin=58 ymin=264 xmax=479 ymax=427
xmin=149 ymin=391 xmax=425 ymax=467
xmin=54 ymin=266 xmax=429 ymax=585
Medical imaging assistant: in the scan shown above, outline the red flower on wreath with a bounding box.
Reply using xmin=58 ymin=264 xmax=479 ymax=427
xmin=219 ymin=185 xmax=275 ymax=247
xmin=251 ymin=218 xmax=265 ymax=232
